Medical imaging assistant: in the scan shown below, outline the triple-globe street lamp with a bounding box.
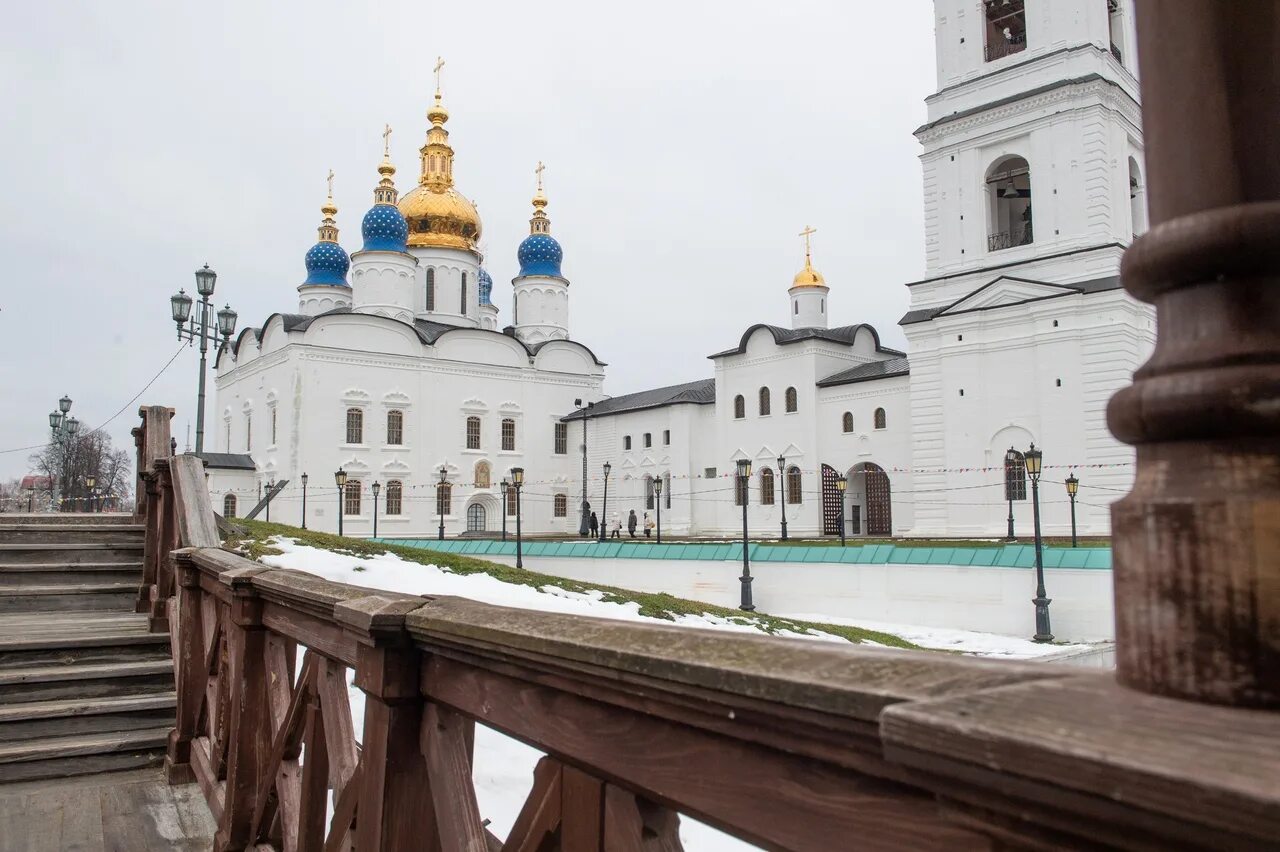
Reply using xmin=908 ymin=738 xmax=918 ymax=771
xmin=169 ymin=265 xmax=238 ymax=454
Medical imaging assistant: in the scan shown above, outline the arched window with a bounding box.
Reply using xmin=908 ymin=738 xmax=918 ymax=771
xmin=759 ymin=468 xmax=775 ymax=505
xmin=474 ymin=461 xmax=491 ymax=489
xmin=425 ymin=268 xmax=436 ymax=311
xmin=436 ymin=482 xmax=452 ymax=516
xmin=983 ymin=0 xmax=1026 ymax=62
xmin=386 ymin=410 xmax=404 ymax=445
xmin=245 ymin=414 xmax=252 ymax=451
xmin=842 ymin=412 xmax=854 ymax=433
xmin=623 ymin=435 xmax=632 ymax=451
xmin=1128 ymin=156 xmax=1147 ymax=238
xmin=553 ymin=494 xmax=568 ymax=517
xmin=505 ymin=485 xmax=517 ymax=516
xmin=986 ymin=156 xmax=1033 ymax=252
xmin=644 ymin=475 xmax=654 ymax=510
xmin=223 ymin=494 xmax=237 ymax=518
xmin=785 ymin=387 xmax=798 ymax=413
xmin=643 ymin=433 xmax=652 ymax=448
xmin=346 ymin=408 xmax=363 ymax=444
xmin=466 ymin=416 xmax=481 ymax=450
xmin=501 ymin=418 xmax=516 ymax=451
xmin=344 ymin=480 xmax=362 ymax=516
xmin=733 ymin=395 xmax=745 ymax=419
xmin=787 ymin=466 xmax=803 ymax=504
xmin=1004 ymin=450 xmax=1028 ymax=502
xmin=874 ymin=407 xmax=887 ymax=430
xmin=758 ymin=387 xmax=771 ymax=416
xmin=460 ymin=271 xmax=468 ymax=314
xmin=385 ymin=480 xmax=402 ymax=515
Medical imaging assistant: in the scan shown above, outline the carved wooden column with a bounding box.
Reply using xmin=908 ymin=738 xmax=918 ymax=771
xmin=1109 ymin=0 xmax=1280 ymax=707
xmin=150 ymin=460 xmax=177 ymax=632
xmin=166 ymin=549 xmax=205 ymax=784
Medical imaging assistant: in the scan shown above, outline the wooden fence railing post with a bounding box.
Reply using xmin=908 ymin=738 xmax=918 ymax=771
xmin=1110 ymin=1 xmax=1280 ymax=706
xmin=166 ymin=549 xmax=205 ymax=785
xmin=214 ymin=565 xmax=271 ymax=852
xmin=150 ymin=460 xmax=177 ymax=632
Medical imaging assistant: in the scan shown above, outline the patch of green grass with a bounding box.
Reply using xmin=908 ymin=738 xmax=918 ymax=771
xmin=230 ymin=519 xmax=919 ymax=650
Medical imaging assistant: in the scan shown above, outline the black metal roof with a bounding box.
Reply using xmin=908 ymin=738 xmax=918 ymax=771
xmin=899 ymin=274 xmax=1124 ymax=326
xmin=196 ymin=452 xmax=256 ymax=471
xmin=817 ymin=357 xmax=911 ymax=387
xmin=562 ymin=379 xmax=716 ymax=421
xmin=708 ymin=323 xmax=905 ymax=359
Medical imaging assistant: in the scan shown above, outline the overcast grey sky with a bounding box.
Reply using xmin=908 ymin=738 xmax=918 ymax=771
xmin=0 ymin=0 xmax=936 ymax=479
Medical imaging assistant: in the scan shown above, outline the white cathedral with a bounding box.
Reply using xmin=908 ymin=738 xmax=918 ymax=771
xmin=209 ymin=0 xmax=1154 ymax=540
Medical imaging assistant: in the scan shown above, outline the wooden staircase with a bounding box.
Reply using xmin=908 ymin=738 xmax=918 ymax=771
xmin=0 ymin=515 xmax=174 ymax=783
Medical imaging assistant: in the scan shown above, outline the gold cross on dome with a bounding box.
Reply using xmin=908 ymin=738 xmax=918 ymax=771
xmin=382 ymin=123 xmax=392 ymax=155
xmin=434 ymin=56 xmax=445 ymax=94
xmin=535 ymin=160 xmax=545 ymax=191
xmin=799 ymin=225 xmax=817 ymax=259
xmin=326 ymin=169 xmax=335 ymax=198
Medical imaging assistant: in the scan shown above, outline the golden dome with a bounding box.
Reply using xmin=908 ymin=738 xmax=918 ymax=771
xmin=792 ymin=258 xmax=826 ymax=288
xmin=398 ymin=185 xmax=482 ymax=250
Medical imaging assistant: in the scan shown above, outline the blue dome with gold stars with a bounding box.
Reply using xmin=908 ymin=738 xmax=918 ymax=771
xmin=517 ymin=234 xmax=563 ymax=277
xmin=478 ymin=267 xmax=494 ymax=305
xmin=304 ymin=240 xmax=350 ymax=286
xmin=361 ymin=204 xmax=408 ymax=252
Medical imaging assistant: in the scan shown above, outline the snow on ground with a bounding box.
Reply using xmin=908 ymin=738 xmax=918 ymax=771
xmin=258 ymin=537 xmax=1072 ymax=849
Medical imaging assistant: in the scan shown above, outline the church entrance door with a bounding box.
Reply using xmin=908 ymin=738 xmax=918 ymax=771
xmin=848 ymin=462 xmax=892 ymax=536
xmin=820 ymin=464 xmax=843 ymax=535
xmin=467 ymin=503 xmax=486 ymax=532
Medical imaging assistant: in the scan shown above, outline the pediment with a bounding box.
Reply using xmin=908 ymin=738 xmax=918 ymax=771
xmin=939 ymin=277 xmax=1076 ymax=316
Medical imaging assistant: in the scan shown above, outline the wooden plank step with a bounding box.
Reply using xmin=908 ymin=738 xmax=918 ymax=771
xmin=0 ymin=582 xmax=139 ymax=596
xmin=0 ymin=524 xmax=146 ymax=532
xmin=0 ymin=561 xmax=143 ymax=572
xmin=0 ymin=659 xmax=173 ymax=688
xmin=0 ymin=543 xmax=143 ymax=551
xmin=0 ymin=691 xmax=176 ymax=722
xmin=0 ymin=727 xmax=170 ymax=764
xmin=0 ymin=631 xmax=169 ymax=653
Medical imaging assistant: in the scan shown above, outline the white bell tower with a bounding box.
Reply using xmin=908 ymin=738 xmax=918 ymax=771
xmin=788 ymin=225 xmax=829 ymax=329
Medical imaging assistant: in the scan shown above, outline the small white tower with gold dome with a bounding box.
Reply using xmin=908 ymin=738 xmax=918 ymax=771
xmin=788 ymin=225 xmax=829 ymax=329
xmin=512 ymin=162 xmax=570 ymax=344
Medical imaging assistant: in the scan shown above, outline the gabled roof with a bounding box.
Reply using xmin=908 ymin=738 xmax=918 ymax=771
xmin=817 ymin=357 xmax=911 ymax=387
xmin=709 ymin=323 xmax=904 ymax=359
xmin=196 ymin=452 xmax=257 ymax=471
xmin=899 ymin=274 xmax=1123 ymax=325
xmin=562 ymin=379 xmax=716 ymax=421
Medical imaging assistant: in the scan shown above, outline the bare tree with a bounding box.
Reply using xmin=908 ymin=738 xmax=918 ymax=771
xmin=29 ymin=429 xmax=132 ymax=512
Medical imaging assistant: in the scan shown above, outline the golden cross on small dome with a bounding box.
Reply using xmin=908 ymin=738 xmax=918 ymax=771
xmin=434 ymin=56 xmax=445 ymax=95
xmin=535 ymin=160 xmax=546 ymax=191
xmin=799 ymin=225 xmax=817 ymax=259
xmin=326 ymin=169 xmax=335 ymax=198
xmin=382 ymin=123 xmax=392 ymax=156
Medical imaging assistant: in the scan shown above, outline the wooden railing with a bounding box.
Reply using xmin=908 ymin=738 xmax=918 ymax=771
xmin=132 ymin=4 xmax=1278 ymax=849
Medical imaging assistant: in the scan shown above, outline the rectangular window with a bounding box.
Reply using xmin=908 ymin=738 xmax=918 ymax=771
xmin=663 ymin=430 xmax=670 ymax=446
xmin=506 ymin=486 xmax=517 ymax=516
xmin=346 ymin=408 xmax=363 ymax=444
xmin=245 ymin=415 xmax=252 ymax=452
xmin=385 ymin=481 xmax=402 ymax=515
xmin=553 ymin=494 xmax=567 ymax=517
xmin=501 ymin=418 xmax=516 ymax=452
xmin=436 ymin=483 xmax=452 ymax=516
xmin=624 ymin=435 xmax=632 ymax=451
xmin=554 ymin=422 xmax=568 ymax=455
xmin=734 ymin=476 xmax=747 ymax=507
xmin=704 ymin=467 xmax=716 ymax=479
xmin=460 ymin=272 xmax=468 ymax=314
xmin=426 ymin=268 xmax=436 ymax=311
xmin=466 ymin=416 xmax=481 ymax=450
xmin=271 ymin=409 xmax=277 ymax=445
xmin=643 ymin=433 xmax=652 ymax=448
xmin=344 ymin=480 xmax=362 ymax=516
xmin=386 ymin=410 xmax=404 ymax=445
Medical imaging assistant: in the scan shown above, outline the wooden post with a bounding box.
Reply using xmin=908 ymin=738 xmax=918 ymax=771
xmin=1109 ymin=1 xmax=1280 ymax=707
xmin=166 ymin=550 xmax=205 ymax=784
xmin=151 ymin=460 xmax=177 ymax=632
xmin=215 ymin=565 xmax=271 ymax=851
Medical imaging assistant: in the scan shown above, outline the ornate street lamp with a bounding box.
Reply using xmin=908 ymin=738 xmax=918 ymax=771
xmin=1004 ymin=446 xmax=1020 ymax=541
xmin=265 ymin=479 xmax=274 ymax=523
xmin=169 ymin=264 xmax=237 ymax=454
xmin=736 ymin=458 xmax=754 ymax=612
xmin=836 ymin=474 xmax=848 ymax=546
xmin=777 ymin=454 xmax=788 ymax=540
xmin=334 ymin=468 xmax=347 ymax=537
xmin=500 ymin=478 xmax=509 ymax=542
xmin=371 ymin=480 xmax=381 ymax=539
xmin=1065 ymin=471 xmax=1080 ymax=548
xmin=437 ymin=465 xmax=448 ymax=541
xmin=85 ymin=474 xmax=97 ymax=513
xmin=574 ymin=399 xmax=594 ymax=537
xmin=300 ymin=472 xmax=308 ymax=529
xmin=511 ymin=467 xmax=525 ymax=569
xmin=599 ymin=462 xmax=612 ymax=542
xmin=1025 ymin=443 xmax=1053 ymax=642
xmin=59 ymin=395 xmax=72 ymax=415
xmin=653 ymin=475 xmax=663 ymax=544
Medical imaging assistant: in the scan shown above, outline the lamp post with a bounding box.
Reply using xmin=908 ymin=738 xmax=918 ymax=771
xmin=777 ymin=455 xmax=788 ymax=540
xmin=169 ymin=265 xmax=238 ymax=454
xmin=500 ymin=479 xmax=509 ymax=542
xmin=300 ymin=472 xmax=308 ymax=529
xmin=998 ymin=445 xmax=1018 ymax=537
xmin=27 ymin=486 xmax=34 ymax=513
xmin=1065 ymin=471 xmax=1079 ymax=548
xmin=47 ymin=397 xmax=79 ymax=512
xmin=575 ymin=399 xmax=594 ymax=536
xmin=437 ymin=466 xmax=448 ymax=541
xmin=265 ymin=479 xmax=274 ymax=523
xmin=85 ymin=474 xmax=97 ymax=514
xmin=1025 ymin=443 xmax=1053 ymax=642
xmin=599 ymin=462 xmax=611 ymax=542
xmin=511 ymin=467 xmax=525 ymax=569
xmin=334 ymin=468 xmax=347 ymax=537
xmin=653 ymin=475 xmax=663 ymax=544
xmin=836 ymin=474 xmax=848 ymax=546
xmin=736 ymin=458 xmax=754 ymax=612
xmin=371 ymin=480 xmax=381 ymax=539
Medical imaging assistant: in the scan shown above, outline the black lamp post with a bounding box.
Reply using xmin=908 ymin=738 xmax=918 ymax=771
xmin=300 ymin=472 xmax=308 ymax=529
xmin=1065 ymin=471 xmax=1079 ymax=548
xmin=736 ymin=458 xmax=754 ymax=612
xmin=437 ymin=465 xmax=448 ymax=541
xmin=653 ymin=475 xmax=663 ymax=544
xmin=27 ymin=486 xmax=34 ymax=513
xmin=777 ymin=455 xmax=788 ymax=540
xmin=169 ymin=265 xmax=238 ymax=454
xmin=1004 ymin=446 xmax=1019 ymax=541
xmin=575 ymin=399 xmax=594 ymax=536
xmin=265 ymin=479 xmax=274 ymax=523
xmin=334 ymin=468 xmax=347 ymax=537
xmin=371 ymin=480 xmax=380 ymax=539
xmin=599 ymin=462 xmax=611 ymax=542
xmin=511 ymin=467 xmax=525 ymax=569
xmin=1025 ymin=443 xmax=1053 ymax=642
xmin=836 ymin=474 xmax=848 ymax=546
xmin=85 ymin=474 xmax=97 ymax=514
xmin=500 ymin=479 xmax=509 ymax=542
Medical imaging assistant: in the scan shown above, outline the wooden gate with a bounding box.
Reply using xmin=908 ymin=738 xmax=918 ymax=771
xmin=864 ymin=463 xmax=892 ymax=536
xmin=821 ymin=464 xmax=842 ymax=535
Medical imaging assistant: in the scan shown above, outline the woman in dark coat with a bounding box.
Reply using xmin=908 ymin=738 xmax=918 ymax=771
xmin=627 ymin=509 xmax=638 ymax=538
xmin=589 ymin=511 xmax=599 ymax=538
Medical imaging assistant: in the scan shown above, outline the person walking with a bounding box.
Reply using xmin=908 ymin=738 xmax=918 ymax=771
xmin=643 ymin=512 xmax=653 ymax=538
xmin=610 ymin=513 xmax=622 ymax=539
xmin=627 ymin=509 xmax=638 ymax=538
xmin=589 ymin=511 xmax=599 ymax=538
